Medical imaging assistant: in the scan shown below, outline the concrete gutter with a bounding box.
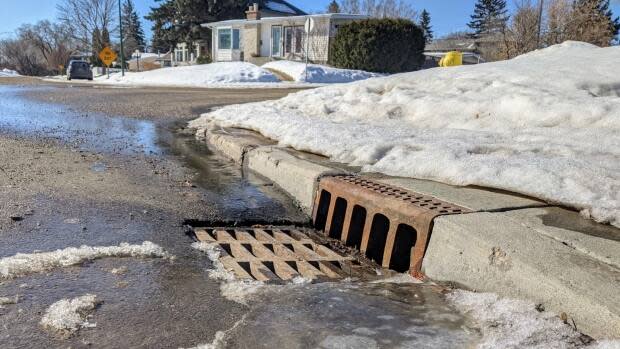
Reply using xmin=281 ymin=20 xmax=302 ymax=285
xmin=196 ymin=124 xmax=620 ymax=340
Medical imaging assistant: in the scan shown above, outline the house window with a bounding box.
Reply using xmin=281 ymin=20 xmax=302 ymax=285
xmin=284 ymin=26 xmax=304 ymax=55
xmin=219 ymin=28 xmax=240 ymax=50
xmin=219 ymin=29 xmax=232 ymax=50
xmin=232 ymin=29 xmax=240 ymax=50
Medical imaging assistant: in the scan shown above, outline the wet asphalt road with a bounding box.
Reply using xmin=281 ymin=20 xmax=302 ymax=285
xmin=0 ymin=78 xmax=476 ymax=348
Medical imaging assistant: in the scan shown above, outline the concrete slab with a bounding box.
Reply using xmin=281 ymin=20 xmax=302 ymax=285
xmin=245 ymin=147 xmax=347 ymax=214
xmin=423 ymin=211 xmax=620 ymax=339
xmin=369 ymin=175 xmax=547 ymax=212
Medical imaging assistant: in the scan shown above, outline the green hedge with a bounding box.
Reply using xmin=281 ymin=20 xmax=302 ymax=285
xmin=329 ymin=18 xmax=426 ymax=74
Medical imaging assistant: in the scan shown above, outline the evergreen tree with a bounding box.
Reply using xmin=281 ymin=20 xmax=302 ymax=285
xmin=328 ymin=0 xmax=341 ymax=13
xmin=145 ymin=0 xmax=176 ymax=53
xmin=595 ymin=0 xmax=620 ymax=39
xmin=573 ymin=0 xmax=620 ymax=46
xmin=122 ymin=0 xmax=146 ymax=58
xmin=420 ymin=9 xmax=433 ymax=44
xmin=468 ymin=0 xmax=509 ymax=36
xmin=146 ymin=0 xmax=249 ymax=54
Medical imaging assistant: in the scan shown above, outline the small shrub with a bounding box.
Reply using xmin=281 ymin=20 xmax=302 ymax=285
xmin=196 ymin=54 xmax=212 ymax=65
xmin=329 ymin=18 xmax=426 ymax=74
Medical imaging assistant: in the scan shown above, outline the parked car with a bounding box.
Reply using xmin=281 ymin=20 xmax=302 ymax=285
xmin=67 ymin=60 xmax=93 ymax=81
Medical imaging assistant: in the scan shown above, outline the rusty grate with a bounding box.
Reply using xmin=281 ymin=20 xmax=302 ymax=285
xmin=313 ymin=175 xmax=472 ymax=278
xmin=192 ymin=226 xmax=355 ymax=281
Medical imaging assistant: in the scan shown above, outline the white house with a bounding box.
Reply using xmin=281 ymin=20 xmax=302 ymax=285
xmin=173 ymin=0 xmax=307 ymax=65
xmin=204 ymin=3 xmax=368 ymax=64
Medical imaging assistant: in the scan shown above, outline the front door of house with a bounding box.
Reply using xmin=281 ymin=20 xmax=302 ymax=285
xmin=271 ymin=26 xmax=282 ymax=57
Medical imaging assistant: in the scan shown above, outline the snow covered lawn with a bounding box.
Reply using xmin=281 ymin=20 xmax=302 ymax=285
xmin=0 ymin=68 xmax=20 ymax=77
xmin=263 ymin=60 xmax=381 ymax=83
xmin=94 ymin=62 xmax=279 ymax=87
xmin=191 ymin=42 xmax=620 ymax=227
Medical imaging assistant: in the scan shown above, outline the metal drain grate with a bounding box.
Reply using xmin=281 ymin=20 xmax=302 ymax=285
xmin=192 ymin=227 xmax=355 ymax=281
xmin=313 ymin=175 xmax=472 ymax=278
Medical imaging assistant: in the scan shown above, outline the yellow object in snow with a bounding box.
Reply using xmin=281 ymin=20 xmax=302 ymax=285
xmin=439 ymin=51 xmax=463 ymax=67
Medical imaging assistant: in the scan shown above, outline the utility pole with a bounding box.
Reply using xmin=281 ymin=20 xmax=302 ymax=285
xmin=536 ymin=0 xmax=544 ymax=48
xmin=118 ymin=0 xmax=125 ymax=76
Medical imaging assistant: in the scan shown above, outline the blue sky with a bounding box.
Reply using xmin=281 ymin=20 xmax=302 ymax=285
xmin=1 ymin=0 xmax=619 ymax=40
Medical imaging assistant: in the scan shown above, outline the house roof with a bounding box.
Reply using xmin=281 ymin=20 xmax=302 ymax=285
xmin=256 ymin=0 xmax=306 ymax=16
xmin=204 ymin=13 xmax=369 ymax=28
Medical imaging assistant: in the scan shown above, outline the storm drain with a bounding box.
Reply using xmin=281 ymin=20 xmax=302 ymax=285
xmin=192 ymin=226 xmax=356 ymax=281
xmin=313 ymin=175 xmax=471 ymax=277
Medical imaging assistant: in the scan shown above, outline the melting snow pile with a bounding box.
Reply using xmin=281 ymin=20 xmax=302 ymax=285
xmin=191 ymin=42 xmax=620 ymax=227
xmin=0 ymin=241 xmax=172 ymax=278
xmin=41 ymin=294 xmax=98 ymax=336
xmin=263 ymin=60 xmax=381 ymax=83
xmin=0 ymin=68 xmax=20 ymax=77
xmin=448 ymin=290 xmax=618 ymax=348
xmin=96 ymin=62 xmax=279 ymax=87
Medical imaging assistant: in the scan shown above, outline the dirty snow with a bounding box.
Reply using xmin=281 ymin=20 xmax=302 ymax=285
xmin=191 ymin=242 xmax=262 ymax=304
xmin=0 ymin=295 xmax=19 ymax=305
xmin=0 ymin=241 xmax=172 ymax=278
xmin=191 ymin=42 xmax=620 ymax=227
xmin=448 ymin=290 xmax=619 ymax=349
xmin=263 ymin=60 xmax=381 ymax=83
xmin=0 ymin=68 xmax=20 ymax=77
xmin=41 ymin=294 xmax=98 ymax=336
xmin=93 ymin=62 xmax=279 ymax=87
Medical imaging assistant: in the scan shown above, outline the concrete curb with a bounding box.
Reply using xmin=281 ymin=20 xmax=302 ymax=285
xmin=245 ymin=147 xmax=347 ymax=213
xmin=424 ymin=210 xmax=620 ymax=339
xmin=197 ymin=124 xmax=620 ymax=340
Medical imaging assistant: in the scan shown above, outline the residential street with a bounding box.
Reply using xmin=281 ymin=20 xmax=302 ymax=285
xmin=0 ymin=78 xmax=476 ymax=348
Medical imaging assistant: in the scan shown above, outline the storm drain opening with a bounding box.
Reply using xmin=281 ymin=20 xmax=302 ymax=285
xmin=191 ymin=226 xmax=359 ymax=281
xmin=366 ymin=214 xmax=390 ymax=265
xmin=312 ymin=175 xmax=471 ymax=277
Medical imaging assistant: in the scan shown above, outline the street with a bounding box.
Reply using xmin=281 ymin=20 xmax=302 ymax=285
xmin=0 ymin=78 xmax=474 ymax=348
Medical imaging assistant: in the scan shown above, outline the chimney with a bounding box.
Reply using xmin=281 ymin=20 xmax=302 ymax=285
xmin=246 ymin=3 xmax=260 ymax=21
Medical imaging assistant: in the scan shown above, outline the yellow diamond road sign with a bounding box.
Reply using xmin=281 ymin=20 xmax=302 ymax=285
xmin=99 ymin=47 xmax=117 ymax=67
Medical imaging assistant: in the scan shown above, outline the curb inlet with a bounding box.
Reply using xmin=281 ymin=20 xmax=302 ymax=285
xmin=312 ymin=175 xmax=471 ymax=277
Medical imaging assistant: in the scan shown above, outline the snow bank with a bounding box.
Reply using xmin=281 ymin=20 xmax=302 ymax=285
xmin=0 ymin=241 xmax=172 ymax=279
xmin=0 ymin=68 xmax=20 ymax=77
xmin=263 ymin=60 xmax=381 ymax=83
xmin=191 ymin=42 xmax=620 ymax=227
xmin=95 ymin=62 xmax=279 ymax=87
xmin=41 ymin=294 xmax=98 ymax=336
xmin=448 ymin=290 xmax=618 ymax=348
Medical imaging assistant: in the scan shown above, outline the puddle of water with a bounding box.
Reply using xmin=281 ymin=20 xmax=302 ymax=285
xmin=91 ymin=162 xmax=107 ymax=172
xmin=162 ymin=124 xmax=304 ymax=220
xmin=0 ymin=86 xmax=160 ymax=155
xmin=224 ymin=281 xmax=477 ymax=348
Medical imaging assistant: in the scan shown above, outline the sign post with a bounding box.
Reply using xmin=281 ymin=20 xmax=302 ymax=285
xmin=118 ymin=0 xmax=125 ymax=76
xmin=133 ymin=50 xmax=142 ymax=72
xmin=99 ymin=47 xmax=118 ymax=79
xmin=304 ymin=17 xmax=315 ymax=82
